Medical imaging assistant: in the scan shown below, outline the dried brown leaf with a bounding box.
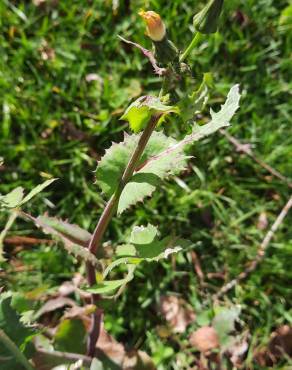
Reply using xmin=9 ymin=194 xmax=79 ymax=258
xmin=95 ymin=325 xmax=126 ymax=366
xmin=58 ymin=273 xmax=89 ymax=299
xmin=254 ymin=325 xmax=292 ymax=367
xmin=159 ymin=295 xmax=195 ymax=333
xmin=58 ymin=281 xmax=75 ymax=296
xmin=189 ymin=326 xmax=219 ymax=353
xmin=123 ymin=350 xmax=156 ymax=370
xmin=63 ymin=305 xmax=96 ymax=332
xmin=95 ymin=328 xmax=156 ymax=369
xmin=36 ymin=297 xmax=76 ymax=318
xmin=224 ymin=333 xmax=249 ymax=367
xmin=64 ymin=305 xmax=96 ymax=318
xmin=269 ymin=325 xmax=292 ymax=358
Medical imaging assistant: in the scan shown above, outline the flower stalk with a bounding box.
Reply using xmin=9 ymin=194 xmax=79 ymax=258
xmin=179 ymin=32 xmax=202 ymax=62
xmin=181 ymin=0 xmax=225 ymax=62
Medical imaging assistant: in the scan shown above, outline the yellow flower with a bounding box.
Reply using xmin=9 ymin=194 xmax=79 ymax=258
xmin=139 ymin=10 xmax=166 ymax=42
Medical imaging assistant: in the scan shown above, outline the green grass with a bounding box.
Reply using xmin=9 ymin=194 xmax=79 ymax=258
xmin=1 ymin=0 xmax=292 ymax=368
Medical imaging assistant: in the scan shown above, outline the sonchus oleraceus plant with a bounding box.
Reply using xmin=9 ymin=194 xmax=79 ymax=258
xmin=0 ymin=0 xmax=241 ymax=360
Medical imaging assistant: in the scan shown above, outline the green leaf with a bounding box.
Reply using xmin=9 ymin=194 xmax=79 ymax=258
xmin=129 ymin=224 xmax=158 ymax=245
xmin=86 ymin=265 xmax=135 ymax=296
xmin=11 ymin=293 xmax=32 ymax=314
xmin=19 ymin=179 xmax=57 ymax=206
xmin=179 ymin=72 xmax=213 ymax=121
xmin=54 ymin=319 xmax=86 ymax=354
xmin=96 ymin=134 xmax=137 ymax=196
xmin=103 ymin=257 xmax=141 ymax=280
xmin=36 ymin=215 xmax=91 ymax=247
xmin=97 ymin=86 xmax=240 ymax=214
xmin=101 ymin=225 xmax=188 ymax=293
xmin=121 ymin=106 xmax=151 ymax=133
xmin=212 ymin=306 xmax=241 ymax=347
xmin=120 ymin=85 xmax=240 ymax=213
xmin=90 ymin=358 xmax=105 ymax=370
xmin=142 ymin=84 xmax=241 ymax=163
xmin=0 ymin=187 xmax=24 ymax=208
xmin=176 ymin=84 xmax=241 ymax=149
xmin=116 ymin=244 xmax=136 ymax=257
xmin=128 ymin=224 xmax=191 ymax=261
xmin=0 ymin=294 xmax=35 ymax=370
xmin=134 ymin=236 xmax=189 ymax=260
xmin=279 ymin=4 xmax=292 ymax=26
xmin=95 ymin=131 xmax=184 ymax=200
xmin=121 ymin=95 xmax=179 ymax=133
xmin=208 ymin=84 xmax=240 ymax=128
xmin=24 ymin=213 xmax=99 ymax=266
xmin=85 ymin=223 xmax=189 ymax=297
xmin=0 ymin=179 xmax=57 ymax=209
xmin=86 ymin=279 xmax=129 ymax=294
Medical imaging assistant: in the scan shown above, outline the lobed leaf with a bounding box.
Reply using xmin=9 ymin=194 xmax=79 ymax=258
xmin=36 ymin=215 xmax=91 ymax=247
xmin=95 ymin=131 xmax=187 ymax=214
xmin=144 ymin=85 xmax=241 ymax=164
xmin=129 ymin=224 xmax=158 ymax=245
xmin=127 ymin=224 xmax=191 ymax=261
xmin=117 ymin=176 xmax=158 ymax=215
xmin=96 ymin=85 xmax=240 ymax=214
xmin=95 ymin=131 xmax=186 ymax=202
xmin=24 ymin=213 xmax=99 ymax=266
xmin=86 ymin=225 xmax=190 ymax=298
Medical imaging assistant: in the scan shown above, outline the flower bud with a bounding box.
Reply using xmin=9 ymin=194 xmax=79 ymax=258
xmin=139 ymin=10 xmax=166 ymax=41
xmin=139 ymin=10 xmax=178 ymax=66
xmin=193 ymin=0 xmax=224 ymax=34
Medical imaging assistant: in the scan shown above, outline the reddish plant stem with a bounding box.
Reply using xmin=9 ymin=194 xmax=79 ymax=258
xmin=86 ymin=113 xmax=161 ymax=357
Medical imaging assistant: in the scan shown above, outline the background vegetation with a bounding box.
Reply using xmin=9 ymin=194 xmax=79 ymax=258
xmin=0 ymin=0 xmax=291 ymax=368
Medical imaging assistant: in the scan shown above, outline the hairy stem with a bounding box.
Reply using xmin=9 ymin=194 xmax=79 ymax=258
xmin=86 ymin=113 xmax=161 ymax=357
xmin=179 ymin=32 xmax=202 ymax=62
xmin=0 ymin=329 xmax=35 ymax=370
